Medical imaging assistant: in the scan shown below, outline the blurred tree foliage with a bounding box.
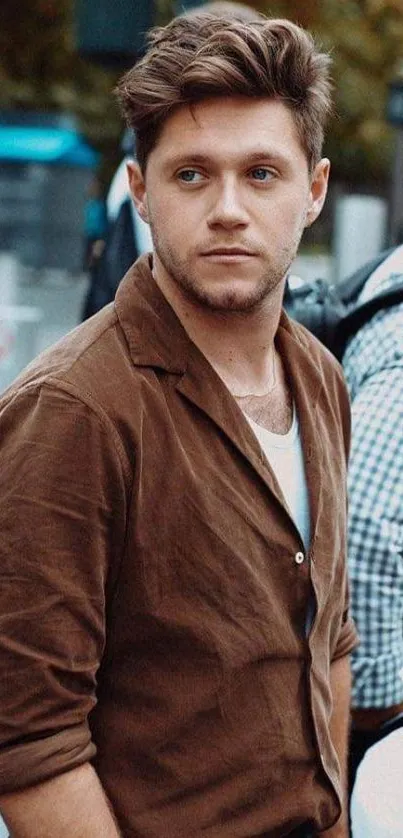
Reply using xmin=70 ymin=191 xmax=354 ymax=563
xmin=306 ymin=0 xmax=403 ymax=187
xmin=1 ymin=0 xmax=402 ymax=188
xmin=0 ymin=0 xmax=123 ymax=183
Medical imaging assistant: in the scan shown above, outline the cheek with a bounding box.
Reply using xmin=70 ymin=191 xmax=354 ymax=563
xmin=273 ymin=195 xmax=310 ymax=236
xmin=147 ymin=197 xmax=197 ymax=257
xmin=150 ymin=194 xmax=201 ymax=239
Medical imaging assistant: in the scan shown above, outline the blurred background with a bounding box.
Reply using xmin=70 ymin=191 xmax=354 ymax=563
xmin=1 ymin=0 xmax=403 ymax=394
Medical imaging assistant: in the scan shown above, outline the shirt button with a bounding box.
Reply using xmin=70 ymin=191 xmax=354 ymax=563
xmin=295 ymin=551 xmax=305 ymax=565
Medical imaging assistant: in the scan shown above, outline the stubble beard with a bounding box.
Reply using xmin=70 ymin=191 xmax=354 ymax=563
xmin=152 ymin=232 xmax=299 ymax=314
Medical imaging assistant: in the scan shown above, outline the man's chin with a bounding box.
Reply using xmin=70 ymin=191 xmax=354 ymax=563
xmin=189 ymin=288 xmax=269 ymax=313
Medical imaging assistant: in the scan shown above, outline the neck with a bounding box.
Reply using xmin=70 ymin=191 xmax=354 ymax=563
xmin=151 ymin=255 xmax=286 ymax=396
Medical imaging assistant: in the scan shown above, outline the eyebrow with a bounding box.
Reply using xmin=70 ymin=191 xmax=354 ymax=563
xmin=164 ymin=149 xmax=292 ymax=170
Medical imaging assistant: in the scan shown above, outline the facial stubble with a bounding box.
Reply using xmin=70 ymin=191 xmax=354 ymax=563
xmin=149 ymin=222 xmax=303 ymax=314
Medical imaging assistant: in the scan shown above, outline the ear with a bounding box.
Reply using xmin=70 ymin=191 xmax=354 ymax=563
xmin=305 ymin=158 xmax=330 ymax=228
xmin=127 ymin=160 xmax=149 ymax=223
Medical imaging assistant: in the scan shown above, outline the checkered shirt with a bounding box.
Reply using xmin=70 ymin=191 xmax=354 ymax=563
xmin=343 ymin=262 xmax=403 ymax=709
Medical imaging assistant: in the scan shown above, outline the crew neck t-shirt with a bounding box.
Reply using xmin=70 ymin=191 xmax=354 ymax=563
xmin=244 ymin=406 xmax=311 ymax=550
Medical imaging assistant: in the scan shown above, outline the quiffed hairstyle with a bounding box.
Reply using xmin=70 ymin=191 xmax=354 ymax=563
xmin=115 ymin=14 xmax=332 ymax=174
xmin=184 ymin=2 xmax=262 ymax=22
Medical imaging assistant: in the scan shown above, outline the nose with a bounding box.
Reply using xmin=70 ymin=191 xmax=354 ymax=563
xmin=207 ymin=177 xmax=249 ymax=230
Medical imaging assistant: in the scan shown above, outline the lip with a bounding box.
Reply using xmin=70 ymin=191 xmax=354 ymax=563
xmin=200 ymin=249 xmax=256 ymax=260
xmin=202 ymin=248 xmax=255 ymax=255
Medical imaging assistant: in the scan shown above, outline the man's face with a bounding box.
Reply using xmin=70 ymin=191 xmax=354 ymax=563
xmin=129 ymin=97 xmax=329 ymax=313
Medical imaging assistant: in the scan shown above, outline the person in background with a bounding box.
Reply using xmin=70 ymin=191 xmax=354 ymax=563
xmin=104 ymin=128 xmax=153 ymax=256
xmin=350 ymin=727 xmax=403 ymax=837
xmin=0 ymin=12 xmax=357 ymax=838
xmin=82 ymin=175 xmax=108 ymax=272
xmin=81 ymin=131 xmax=152 ymax=320
xmin=346 ymin=245 xmax=403 ymax=833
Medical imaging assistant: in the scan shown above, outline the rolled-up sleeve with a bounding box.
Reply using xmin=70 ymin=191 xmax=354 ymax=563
xmin=0 ymin=383 xmax=127 ymax=793
xmin=331 ymin=513 xmax=359 ymax=663
xmin=332 ymin=599 xmax=359 ymax=662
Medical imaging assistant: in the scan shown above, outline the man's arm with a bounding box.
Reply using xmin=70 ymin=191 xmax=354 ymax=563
xmin=0 ymin=763 xmax=121 ymax=837
xmin=320 ymin=654 xmax=352 ymax=838
xmin=346 ymin=366 xmax=403 ymax=716
xmin=0 ymin=387 xmax=128 ymax=803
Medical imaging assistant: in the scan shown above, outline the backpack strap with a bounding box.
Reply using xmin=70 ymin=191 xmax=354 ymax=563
xmin=336 ymin=248 xmax=395 ymax=305
xmin=334 ymin=281 xmax=403 ymax=360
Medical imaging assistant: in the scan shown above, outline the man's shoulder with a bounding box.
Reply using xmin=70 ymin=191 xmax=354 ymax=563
xmin=343 ymin=277 xmax=403 ymax=388
xmin=284 ymin=313 xmax=350 ymax=443
xmin=0 ymin=301 xmax=142 ymax=421
xmin=357 ymin=245 xmax=403 ymax=303
xmin=285 ymin=310 xmax=345 ymax=379
xmin=0 ymin=300 xmax=154 ymax=482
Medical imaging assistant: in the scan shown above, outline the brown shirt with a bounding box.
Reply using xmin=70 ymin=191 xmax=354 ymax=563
xmin=0 ymin=256 xmax=358 ymax=837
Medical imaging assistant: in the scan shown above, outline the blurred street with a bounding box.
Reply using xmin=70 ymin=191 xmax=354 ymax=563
xmin=0 ymin=259 xmax=89 ymax=393
xmin=15 ymin=268 xmax=89 ymax=356
xmin=0 ymin=252 xmax=331 ymax=395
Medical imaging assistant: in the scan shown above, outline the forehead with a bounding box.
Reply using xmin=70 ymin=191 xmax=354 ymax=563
xmin=148 ymin=96 xmax=306 ymax=168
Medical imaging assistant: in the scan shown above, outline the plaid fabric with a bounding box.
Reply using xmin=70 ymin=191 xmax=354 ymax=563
xmin=343 ymin=265 xmax=403 ymax=708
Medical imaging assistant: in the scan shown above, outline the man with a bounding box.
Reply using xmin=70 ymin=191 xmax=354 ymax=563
xmin=345 ymin=246 xmax=403 ymax=800
xmin=0 ymin=13 xmax=357 ymax=838
xmin=81 ymin=1 xmax=261 ymax=321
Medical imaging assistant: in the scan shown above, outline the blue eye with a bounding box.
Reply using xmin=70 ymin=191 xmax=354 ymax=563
xmin=250 ymin=168 xmax=273 ymax=182
xmin=178 ymin=170 xmax=203 ymax=183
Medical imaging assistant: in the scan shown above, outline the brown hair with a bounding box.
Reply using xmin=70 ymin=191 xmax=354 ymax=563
xmin=184 ymin=2 xmax=262 ymax=22
xmin=116 ymin=14 xmax=332 ymax=173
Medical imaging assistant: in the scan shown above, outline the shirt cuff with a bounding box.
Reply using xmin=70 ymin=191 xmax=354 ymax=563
xmin=0 ymin=722 xmax=96 ymax=795
xmin=332 ymin=615 xmax=360 ymax=662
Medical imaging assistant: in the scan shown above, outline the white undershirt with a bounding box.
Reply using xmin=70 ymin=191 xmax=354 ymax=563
xmin=244 ymin=407 xmax=311 ymax=550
